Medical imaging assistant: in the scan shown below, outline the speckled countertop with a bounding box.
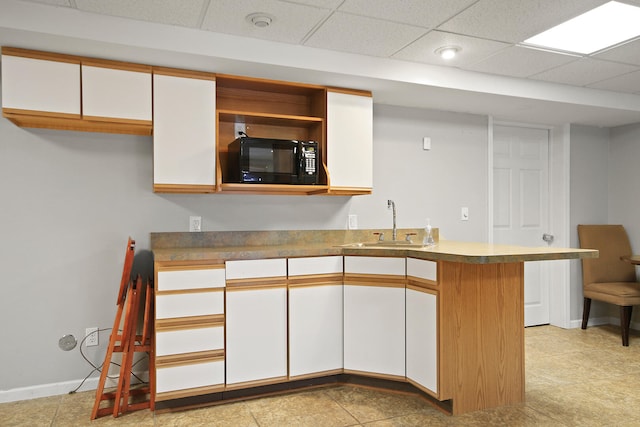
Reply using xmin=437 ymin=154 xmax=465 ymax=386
xmin=151 ymin=229 xmax=597 ymax=264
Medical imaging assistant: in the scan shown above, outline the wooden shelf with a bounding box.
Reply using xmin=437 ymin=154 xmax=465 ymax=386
xmin=218 ymin=110 xmax=324 ymax=128
xmin=219 ymin=183 xmax=330 ymax=196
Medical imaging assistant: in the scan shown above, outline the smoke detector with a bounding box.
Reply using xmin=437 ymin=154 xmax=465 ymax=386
xmin=246 ymin=13 xmax=274 ymax=28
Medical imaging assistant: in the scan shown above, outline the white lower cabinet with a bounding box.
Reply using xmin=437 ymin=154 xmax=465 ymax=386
xmin=406 ymin=258 xmax=439 ymax=396
xmin=225 ymin=259 xmax=288 ymax=386
xmin=343 ymin=256 xmax=406 ymax=377
xmin=288 ymin=256 xmax=343 ymax=378
xmin=154 ymin=263 xmax=226 ymax=401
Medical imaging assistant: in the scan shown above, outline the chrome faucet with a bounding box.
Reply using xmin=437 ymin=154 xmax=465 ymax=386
xmin=387 ymin=199 xmax=397 ymax=241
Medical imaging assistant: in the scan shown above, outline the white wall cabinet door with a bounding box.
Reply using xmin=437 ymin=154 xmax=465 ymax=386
xmin=82 ymin=64 xmax=151 ymax=122
xmin=1 ymin=53 xmax=80 ymax=116
xmin=326 ymin=91 xmax=373 ymax=190
xmin=343 ymin=256 xmax=405 ymax=377
xmin=225 ymin=286 xmax=288 ymax=385
xmin=288 ymin=256 xmax=343 ymax=378
xmin=153 ymin=71 xmax=216 ymax=192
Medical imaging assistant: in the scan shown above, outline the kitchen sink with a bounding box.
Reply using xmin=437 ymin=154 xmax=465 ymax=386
xmin=338 ymin=241 xmax=426 ymax=249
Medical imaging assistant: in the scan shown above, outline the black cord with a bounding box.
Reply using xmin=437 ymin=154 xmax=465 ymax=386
xmin=68 ymin=327 xmax=149 ymax=394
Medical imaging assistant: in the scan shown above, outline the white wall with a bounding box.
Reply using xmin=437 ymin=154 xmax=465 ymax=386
xmin=569 ymin=124 xmax=610 ymax=322
xmin=0 ymin=99 xmax=488 ymax=396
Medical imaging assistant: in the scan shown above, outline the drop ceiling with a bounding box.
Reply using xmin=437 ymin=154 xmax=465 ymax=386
xmin=2 ymin=0 xmax=640 ymax=127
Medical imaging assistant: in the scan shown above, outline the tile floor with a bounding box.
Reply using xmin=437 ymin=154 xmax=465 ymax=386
xmin=2 ymin=324 xmax=640 ymax=426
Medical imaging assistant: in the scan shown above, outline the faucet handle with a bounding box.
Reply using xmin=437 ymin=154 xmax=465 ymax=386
xmin=404 ymin=233 xmax=416 ymax=243
xmin=373 ymin=232 xmax=385 ymax=241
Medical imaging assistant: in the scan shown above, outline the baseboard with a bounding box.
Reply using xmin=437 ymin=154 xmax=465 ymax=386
xmin=0 ymin=371 xmax=149 ymax=404
xmin=568 ymin=316 xmax=640 ymax=331
xmin=0 ymin=377 xmax=99 ymax=404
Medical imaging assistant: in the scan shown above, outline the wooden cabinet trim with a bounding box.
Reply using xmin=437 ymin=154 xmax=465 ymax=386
xmin=326 ymin=87 xmax=372 ymax=97
xmin=407 ymin=277 xmax=438 ymax=291
xmin=156 ymin=349 xmax=225 ymax=368
xmin=2 ymin=46 xmax=81 ymax=64
xmin=82 ymin=58 xmax=152 ymax=73
xmin=153 ymin=183 xmax=217 ymax=194
xmin=288 ymin=273 xmax=343 ymax=287
xmin=344 ymin=273 xmax=406 ymax=287
xmin=82 ymin=115 xmax=152 ymax=126
xmin=156 ymin=314 xmax=224 ymax=331
xmin=224 ymin=376 xmax=289 ymax=391
xmin=152 ymin=66 xmax=216 ymax=81
xmin=226 ymin=277 xmax=287 ymax=290
xmin=155 ymin=384 xmax=225 ymax=402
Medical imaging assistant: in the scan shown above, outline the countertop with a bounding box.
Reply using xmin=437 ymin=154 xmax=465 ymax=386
xmin=151 ymin=229 xmax=597 ymax=264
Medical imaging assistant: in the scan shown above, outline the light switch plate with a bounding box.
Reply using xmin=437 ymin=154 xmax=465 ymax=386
xmin=189 ymin=216 xmax=202 ymax=232
xmin=348 ymin=214 xmax=358 ymax=230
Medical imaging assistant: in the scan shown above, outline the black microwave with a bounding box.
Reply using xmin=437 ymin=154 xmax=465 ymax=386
xmin=227 ymin=137 xmax=319 ymax=185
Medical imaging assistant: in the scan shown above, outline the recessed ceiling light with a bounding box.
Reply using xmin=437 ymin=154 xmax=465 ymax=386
xmin=246 ymin=13 xmax=274 ymax=28
xmin=523 ymin=1 xmax=640 ymax=54
xmin=435 ymin=46 xmax=460 ymax=60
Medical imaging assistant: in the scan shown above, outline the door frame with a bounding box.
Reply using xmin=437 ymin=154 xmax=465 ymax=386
xmin=488 ymin=118 xmax=571 ymax=328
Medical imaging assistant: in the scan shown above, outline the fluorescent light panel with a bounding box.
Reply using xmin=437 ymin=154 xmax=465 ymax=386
xmin=523 ymin=1 xmax=640 ymax=54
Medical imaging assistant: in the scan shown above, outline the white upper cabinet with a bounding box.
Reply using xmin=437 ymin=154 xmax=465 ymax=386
xmin=153 ymin=69 xmax=216 ymax=193
xmin=81 ymin=62 xmax=152 ymax=122
xmin=326 ymin=90 xmax=373 ymax=192
xmin=1 ymin=51 xmax=80 ymax=117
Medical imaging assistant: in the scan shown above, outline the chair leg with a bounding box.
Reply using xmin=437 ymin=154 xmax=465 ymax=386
xmin=620 ymin=306 xmax=632 ymax=347
xmin=581 ymin=298 xmax=591 ymax=329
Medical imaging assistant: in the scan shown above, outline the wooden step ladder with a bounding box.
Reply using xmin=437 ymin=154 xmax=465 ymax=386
xmin=90 ymin=238 xmax=155 ymax=419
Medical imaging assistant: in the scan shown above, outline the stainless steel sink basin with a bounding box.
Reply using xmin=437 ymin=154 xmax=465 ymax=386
xmin=338 ymin=241 xmax=426 ymax=248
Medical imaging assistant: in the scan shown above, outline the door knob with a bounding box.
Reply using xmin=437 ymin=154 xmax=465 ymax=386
xmin=542 ymin=233 xmax=554 ymax=244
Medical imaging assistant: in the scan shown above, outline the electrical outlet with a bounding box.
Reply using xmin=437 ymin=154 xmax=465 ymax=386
xmin=348 ymin=214 xmax=358 ymax=230
xmin=234 ymin=122 xmax=246 ymax=136
xmin=189 ymin=216 xmax=201 ymax=232
xmin=85 ymin=327 xmax=98 ymax=347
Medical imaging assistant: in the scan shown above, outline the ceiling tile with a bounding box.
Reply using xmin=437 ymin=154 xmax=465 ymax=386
xmin=393 ymin=30 xmax=510 ymax=67
xmin=201 ymin=0 xmax=329 ymax=44
xmin=75 ymin=0 xmax=207 ymax=27
xmin=531 ymin=58 xmax=639 ymax=86
xmin=438 ymin=0 xmax=607 ymax=43
xmin=594 ymin=38 xmax=640 ymax=66
xmin=587 ymin=70 xmax=640 ymax=94
xmin=284 ymin=0 xmax=343 ymax=8
xmin=465 ymin=46 xmax=577 ymax=77
xmin=337 ymin=0 xmax=476 ymax=28
xmin=304 ymin=12 xmax=427 ymax=57
xmin=22 ymin=0 xmax=70 ymax=6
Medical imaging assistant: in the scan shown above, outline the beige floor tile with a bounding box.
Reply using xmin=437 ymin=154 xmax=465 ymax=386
xmin=154 ymin=401 xmax=258 ymax=427
xmin=246 ymin=388 xmax=359 ymax=427
xmin=324 ymin=385 xmax=439 ymax=424
xmin=0 ymin=394 xmax=61 ymax=427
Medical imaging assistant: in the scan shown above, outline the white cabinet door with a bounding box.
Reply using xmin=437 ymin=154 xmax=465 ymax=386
xmin=1 ymin=54 xmax=80 ymax=116
xmin=326 ymin=91 xmax=373 ymax=190
xmin=288 ymin=256 xmax=343 ymax=378
xmin=225 ymin=287 xmax=288 ymax=385
xmin=343 ymin=256 xmax=405 ymax=377
xmin=153 ymin=72 xmax=216 ymax=191
xmin=406 ymin=287 xmax=438 ymax=395
xmin=82 ymin=64 xmax=151 ymax=121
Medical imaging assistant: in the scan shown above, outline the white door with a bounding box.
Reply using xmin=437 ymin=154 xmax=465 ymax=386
xmin=493 ymin=124 xmax=550 ymax=326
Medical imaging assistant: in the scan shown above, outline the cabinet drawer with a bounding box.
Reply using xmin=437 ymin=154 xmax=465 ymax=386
xmin=156 ymin=291 xmax=224 ymax=319
xmin=288 ymin=256 xmax=343 ymax=276
xmin=407 ymin=258 xmax=437 ymax=282
xmin=156 ymin=326 xmax=224 ymax=357
xmin=156 ymin=359 xmax=224 ymax=394
xmin=344 ymin=256 xmax=405 ymax=276
xmin=157 ymin=267 xmax=225 ymax=291
xmin=226 ymin=258 xmax=286 ymax=280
